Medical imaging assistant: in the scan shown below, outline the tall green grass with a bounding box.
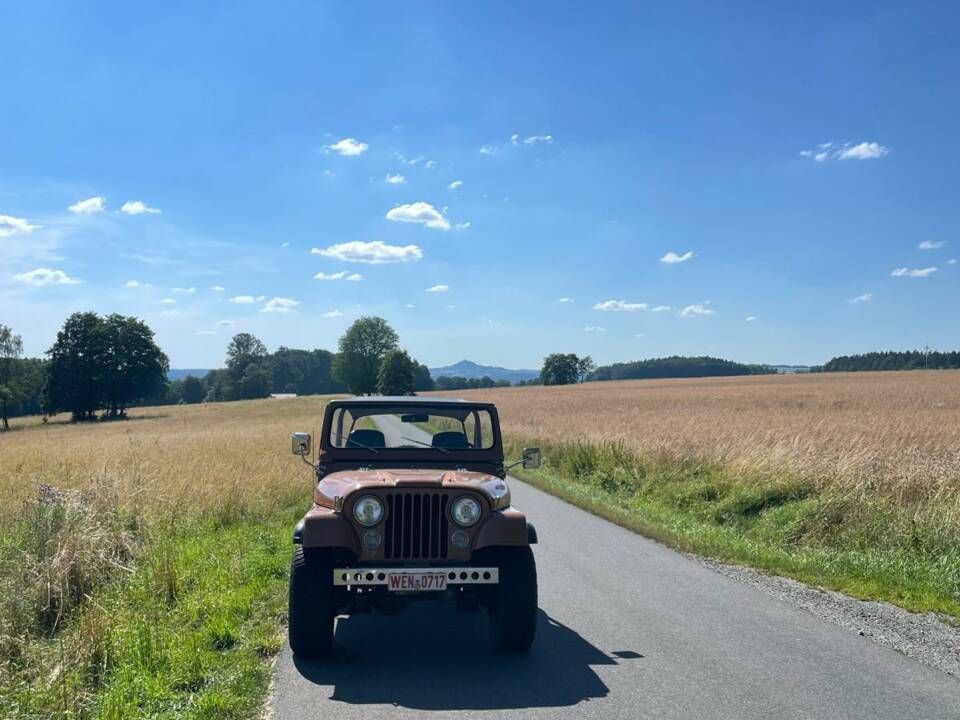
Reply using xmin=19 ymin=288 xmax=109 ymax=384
xmin=505 ymin=437 xmax=960 ymax=617
xmin=0 ymin=486 xmax=300 ymax=719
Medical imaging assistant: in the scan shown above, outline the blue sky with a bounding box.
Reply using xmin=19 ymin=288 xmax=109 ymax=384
xmin=2 ymin=1 xmax=958 ymax=369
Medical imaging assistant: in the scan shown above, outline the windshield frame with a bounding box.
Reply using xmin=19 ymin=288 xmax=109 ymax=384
xmin=319 ymin=399 xmax=504 ymax=465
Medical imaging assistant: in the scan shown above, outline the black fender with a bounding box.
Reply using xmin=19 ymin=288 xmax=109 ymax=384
xmin=293 ymin=518 xmax=305 ymax=545
xmin=527 ymin=521 xmax=538 ymax=544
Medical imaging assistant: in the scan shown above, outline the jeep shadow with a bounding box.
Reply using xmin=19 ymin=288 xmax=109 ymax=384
xmin=292 ymin=607 xmax=622 ymax=711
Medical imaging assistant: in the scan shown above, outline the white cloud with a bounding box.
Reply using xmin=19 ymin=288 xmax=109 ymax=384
xmin=948 ymin=259 xmax=957 ymax=265
xmin=323 ymin=309 xmax=344 ymax=318
xmin=849 ymin=293 xmax=873 ymax=303
xmin=680 ymin=303 xmax=716 ymax=317
xmin=745 ymin=316 xmax=758 ymax=322
xmin=385 ymin=201 xmax=450 ymax=231
xmin=173 ymin=286 xmax=196 ymax=294
xmin=651 ymin=305 xmax=672 ymax=312
xmin=281 ymin=242 xmax=290 ymax=248
xmin=323 ymin=170 xmax=335 ymax=178
xmin=523 ymin=134 xmax=553 ymax=145
xmin=448 ymin=180 xmax=463 ymax=190
xmin=404 ymin=304 xmax=415 ymax=308
xmin=594 ymin=299 xmax=647 ymax=312
xmin=800 ymin=141 xmax=889 ymax=162
xmin=12 ymin=268 xmax=82 ymax=286
xmin=120 ymin=200 xmax=161 ymax=215
xmin=161 ymin=298 xmax=176 ymax=304
xmin=211 ymin=285 xmax=226 ymax=292
xmin=919 ymin=240 xmax=946 ymax=250
xmin=327 ymin=138 xmax=368 ymax=156
xmin=216 ymin=320 xmax=235 ymax=327
xmin=891 ymin=267 xmax=937 ymax=278
xmin=230 ymin=295 xmax=257 ymax=304
xmin=314 ymin=271 xmax=363 ymax=281
xmin=125 ymin=280 xmax=145 ymax=288
xmin=195 ymin=330 xmax=217 ymax=336
xmin=454 ymin=221 xmax=471 ymax=230
xmin=385 ymin=174 xmax=406 ymax=185
xmin=479 ymin=145 xmax=496 ymax=155
xmin=262 ymin=297 xmax=299 ymax=313
xmin=161 ymin=309 xmax=180 ymax=316
xmin=837 ymin=142 xmax=889 ymax=160
xmin=426 ymin=284 xmax=449 ymax=293
xmin=584 ymin=326 xmax=606 ymax=332
xmin=425 ymin=160 xmax=437 ymax=169
xmin=68 ymin=197 xmax=105 ymax=214
xmin=660 ymin=250 xmax=695 ymax=264
xmin=312 ymin=240 xmax=423 ymax=264
xmin=558 ymin=297 xmax=574 ymax=303
xmin=0 ymin=214 xmax=41 ymax=237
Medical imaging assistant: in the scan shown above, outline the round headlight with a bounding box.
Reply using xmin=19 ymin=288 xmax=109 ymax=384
xmin=451 ymin=496 xmax=481 ymax=527
xmin=353 ymin=495 xmax=384 ymax=526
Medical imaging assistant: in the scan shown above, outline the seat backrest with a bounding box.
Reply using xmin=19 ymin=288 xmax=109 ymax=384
xmin=431 ymin=431 xmax=470 ymax=449
xmin=347 ymin=429 xmax=386 ymax=448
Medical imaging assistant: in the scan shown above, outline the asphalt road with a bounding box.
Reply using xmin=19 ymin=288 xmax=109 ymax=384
xmin=270 ymin=417 xmax=960 ymax=719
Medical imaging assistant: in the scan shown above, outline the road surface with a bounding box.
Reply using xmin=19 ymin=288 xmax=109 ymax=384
xmin=270 ymin=415 xmax=960 ymax=719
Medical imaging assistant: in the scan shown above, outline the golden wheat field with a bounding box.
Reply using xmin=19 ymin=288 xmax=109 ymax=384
xmin=2 ymin=370 xmax=960 ymax=515
xmin=0 ymin=396 xmax=334 ymax=516
xmin=428 ymin=370 xmax=960 ymax=505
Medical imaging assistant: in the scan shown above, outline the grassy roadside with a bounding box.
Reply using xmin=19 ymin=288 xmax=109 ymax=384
xmin=0 ymin=496 xmax=301 ymax=719
xmin=503 ymin=437 xmax=960 ymax=618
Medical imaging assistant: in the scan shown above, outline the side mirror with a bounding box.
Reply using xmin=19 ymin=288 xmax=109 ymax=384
xmin=522 ymin=447 xmax=541 ymax=470
xmin=292 ymin=432 xmax=312 ymax=456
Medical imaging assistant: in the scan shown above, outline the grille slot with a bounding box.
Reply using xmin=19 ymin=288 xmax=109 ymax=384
xmin=384 ymin=492 xmax=449 ymax=560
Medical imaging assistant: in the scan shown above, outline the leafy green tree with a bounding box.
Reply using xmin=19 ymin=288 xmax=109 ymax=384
xmin=225 ymin=333 xmax=269 ymax=399
xmin=238 ymin=363 xmax=272 ymax=399
xmin=577 ymin=355 xmax=595 ymax=382
xmin=412 ymin=361 xmax=435 ymax=392
xmin=0 ymin=324 xmax=24 ymax=429
xmin=100 ymin=314 xmax=169 ymax=417
xmin=332 ymin=317 xmax=399 ymax=395
xmin=181 ymin=375 xmax=206 ymax=404
xmin=377 ymin=349 xmax=416 ymax=396
xmin=46 ymin=312 xmax=109 ymax=421
xmin=540 ymin=353 xmax=581 ymax=385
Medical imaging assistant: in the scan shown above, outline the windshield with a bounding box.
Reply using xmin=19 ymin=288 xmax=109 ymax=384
xmin=327 ymin=405 xmax=496 ymax=451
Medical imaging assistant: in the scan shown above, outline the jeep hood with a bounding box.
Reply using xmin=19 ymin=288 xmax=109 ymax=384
xmin=315 ymin=468 xmax=507 ymax=508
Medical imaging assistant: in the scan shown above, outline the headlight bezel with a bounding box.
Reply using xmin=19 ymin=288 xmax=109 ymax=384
xmin=451 ymin=495 xmax=482 ymax=527
xmin=352 ymin=494 xmax=384 ymax=527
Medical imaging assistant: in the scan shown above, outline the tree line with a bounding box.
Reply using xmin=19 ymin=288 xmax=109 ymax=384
xmin=813 ymin=350 xmax=960 ymax=373
xmin=0 ymin=314 xmax=438 ymax=426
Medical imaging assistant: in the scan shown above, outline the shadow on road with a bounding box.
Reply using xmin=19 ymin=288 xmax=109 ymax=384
xmin=293 ymin=606 xmax=634 ymax=710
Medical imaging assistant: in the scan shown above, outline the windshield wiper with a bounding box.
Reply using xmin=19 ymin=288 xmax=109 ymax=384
xmin=346 ymin=439 xmax=379 ymax=454
xmin=401 ymin=436 xmax=448 ymax=453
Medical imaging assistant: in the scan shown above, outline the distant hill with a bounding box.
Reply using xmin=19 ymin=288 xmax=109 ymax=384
xmin=814 ymin=350 xmax=960 ymax=373
xmin=168 ymin=368 xmax=213 ymax=381
xmin=429 ymin=359 xmax=539 ymax=383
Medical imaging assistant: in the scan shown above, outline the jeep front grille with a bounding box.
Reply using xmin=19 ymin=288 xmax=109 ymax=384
xmin=383 ymin=492 xmax=449 ymax=561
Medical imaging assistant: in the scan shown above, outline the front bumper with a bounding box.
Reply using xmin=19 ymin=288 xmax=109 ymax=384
xmin=333 ymin=567 xmax=499 ymax=586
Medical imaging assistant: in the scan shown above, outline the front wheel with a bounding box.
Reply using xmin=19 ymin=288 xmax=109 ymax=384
xmin=489 ymin=546 xmax=538 ymax=652
xmin=288 ymin=547 xmax=335 ymax=657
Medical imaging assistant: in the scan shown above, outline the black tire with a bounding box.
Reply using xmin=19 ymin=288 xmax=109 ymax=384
xmin=489 ymin=546 xmax=538 ymax=652
xmin=288 ymin=547 xmax=335 ymax=657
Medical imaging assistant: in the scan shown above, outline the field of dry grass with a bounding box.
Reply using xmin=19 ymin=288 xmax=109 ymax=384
xmin=429 ymin=370 xmax=960 ymax=506
xmin=0 ymin=396 xmax=333 ymax=516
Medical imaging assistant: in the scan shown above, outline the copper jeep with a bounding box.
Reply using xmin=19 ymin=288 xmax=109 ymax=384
xmin=287 ymin=397 xmax=541 ymax=657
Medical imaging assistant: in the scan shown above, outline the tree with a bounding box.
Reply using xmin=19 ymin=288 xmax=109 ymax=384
xmin=576 ymin=356 xmax=595 ymax=383
xmin=540 ymin=353 xmax=582 ymax=386
xmin=181 ymin=375 xmax=206 ymax=404
xmin=238 ymin=363 xmax=272 ymax=399
xmin=377 ymin=349 xmax=416 ymax=396
xmin=100 ymin=314 xmax=168 ymax=417
xmin=332 ymin=317 xmax=399 ymax=395
xmin=46 ymin=312 xmax=109 ymax=421
xmin=412 ymin=361 xmax=435 ymax=392
xmin=0 ymin=324 xmax=24 ymax=429
xmin=225 ymin=333 xmax=269 ymax=399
